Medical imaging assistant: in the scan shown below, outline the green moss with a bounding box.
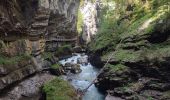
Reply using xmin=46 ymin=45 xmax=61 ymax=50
xmin=107 ymin=64 xmax=128 ymax=73
xmin=102 ymin=49 xmax=141 ymax=62
xmin=146 ymin=96 xmax=154 ymax=100
xmin=120 ymin=40 xmax=148 ymax=49
xmin=43 ymin=77 xmax=77 ymax=100
xmin=89 ymin=0 xmax=170 ymax=52
xmin=51 ymin=63 xmax=62 ymax=69
xmin=55 ymin=44 xmax=72 ymax=56
xmin=0 ymin=54 xmax=31 ymax=65
xmin=42 ymin=52 xmax=53 ymax=59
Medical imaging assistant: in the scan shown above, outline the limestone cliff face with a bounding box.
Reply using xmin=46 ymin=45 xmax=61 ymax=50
xmin=48 ymin=0 xmax=79 ymax=38
xmin=46 ymin=0 xmax=79 ymax=51
xmin=80 ymin=0 xmax=100 ymax=43
xmin=0 ymin=0 xmax=79 ymax=47
xmin=0 ymin=0 xmax=79 ymax=92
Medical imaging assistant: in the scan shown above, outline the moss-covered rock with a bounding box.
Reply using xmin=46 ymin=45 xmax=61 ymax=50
xmin=55 ymin=44 xmax=73 ymax=57
xmin=42 ymin=77 xmax=79 ymax=100
xmin=50 ymin=63 xmax=65 ymax=76
xmin=90 ymin=0 xmax=170 ymax=99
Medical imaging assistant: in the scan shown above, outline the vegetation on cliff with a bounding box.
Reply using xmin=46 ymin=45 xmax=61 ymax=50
xmin=0 ymin=54 xmax=31 ymax=65
xmin=43 ymin=77 xmax=78 ymax=100
xmin=89 ymin=0 xmax=170 ymax=52
xmin=89 ymin=0 xmax=170 ymax=99
xmin=89 ymin=0 xmax=170 ymax=65
xmin=55 ymin=44 xmax=72 ymax=56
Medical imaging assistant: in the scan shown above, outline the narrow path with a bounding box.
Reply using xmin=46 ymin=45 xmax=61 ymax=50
xmin=46 ymin=36 xmax=77 ymax=42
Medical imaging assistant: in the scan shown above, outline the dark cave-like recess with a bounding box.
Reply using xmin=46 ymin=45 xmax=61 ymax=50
xmin=148 ymin=30 xmax=170 ymax=43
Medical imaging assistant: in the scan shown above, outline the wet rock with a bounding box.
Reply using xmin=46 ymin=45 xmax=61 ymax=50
xmin=0 ymin=73 xmax=55 ymax=100
xmin=89 ymin=53 xmax=104 ymax=68
xmin=113 ymin=87 xmax=134 ymax=97
xmin=95 ymin=64 xmax=137 ymax=91
xmin=77 ymin=56 xmax=88 ymax=65
xmin=64 ymin=63 xmax=73 ymax=70
xmin=70 ymin=64 xmax=82 ymax=74
xmin=73 ymin=46 xmax=83 ymax=53
xmin=50 ymin=64 xmax=65 ymax=76
xmin=64 ymin=63 xmax=82 ymax=74
xmin=0 ymin=65 xmax=7 ymax=76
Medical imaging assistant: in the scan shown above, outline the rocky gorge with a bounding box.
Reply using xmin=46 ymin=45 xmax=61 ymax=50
xmin=0 ymin=0 xmax=80 ymax=100
xmin=88 ymin=0 xmax=170 ymax=100
xmin=0 ymin=0 xmax=170 ymax=100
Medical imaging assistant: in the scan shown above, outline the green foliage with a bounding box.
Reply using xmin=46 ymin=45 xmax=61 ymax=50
xmin=107 ymin=64 xmax=128 ymax=72
xmin=55 ymin=44 xmax=72 ymax=56
xmin=89 ymin=1 xmax=121 ymax=51
xmin=89 ymin=0 xmax=170 ymax=52
xmin=147 ymin=96 xmax=154 ymax=100
xmin=102 ymin=49 xmax=141 ymax=62
xmin=43 ymin=77 xmax=77 ymax=100
xmin=51 ymin=63 xmax=62 ymax=69
xmin=0 ymin=54 xmax=31 ymax=65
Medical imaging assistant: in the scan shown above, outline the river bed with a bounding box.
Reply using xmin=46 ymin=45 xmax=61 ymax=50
xmin=59 ymin=53 xmax=105 ymax=100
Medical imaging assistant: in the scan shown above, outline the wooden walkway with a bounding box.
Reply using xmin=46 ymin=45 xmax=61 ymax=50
xmin=46 ymin=36 xmax=77 ymax=42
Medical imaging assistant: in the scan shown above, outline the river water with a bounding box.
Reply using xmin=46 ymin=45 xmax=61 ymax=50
xmin=59 ymin=53 xmax=105 ymax=100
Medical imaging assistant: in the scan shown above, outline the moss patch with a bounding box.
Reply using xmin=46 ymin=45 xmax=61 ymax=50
xmin=107 ymin=64 xmax=128 ymax=73
xmin=0 ymin=54 xmax=31 ymax=65
xmin=43 ymin=77 xmax=78 ymax=100
xmin=51 ymin=63 xmax=62 ymax=70
xmin=102 ymin=49 xmax=141 ymax=63
xmin=89 ymin=0 xmax=170 ymax=52
xmin=55 ymin=44 xmax=72 ymax=56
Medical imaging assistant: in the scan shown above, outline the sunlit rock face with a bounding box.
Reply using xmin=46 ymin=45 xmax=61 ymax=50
xmin=0 ymin=0 xmax=79 ymax=93
xmin=81 ymin=0 xmax=100 ymax=43
xmin=0 ymin=0 xmax=79 ymax=63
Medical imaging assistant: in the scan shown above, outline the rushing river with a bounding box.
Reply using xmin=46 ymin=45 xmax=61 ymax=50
xmin=59 ymin=53 xmax=105 ymax=100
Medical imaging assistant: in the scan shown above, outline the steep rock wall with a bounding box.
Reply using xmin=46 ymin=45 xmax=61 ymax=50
xmin=46 ymin=0 xmax=79 ymax=51
xmin=89 ymin=0 xmax=170 ymax=99
xmin=0 ymin=0 xmax=79 ymax=94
